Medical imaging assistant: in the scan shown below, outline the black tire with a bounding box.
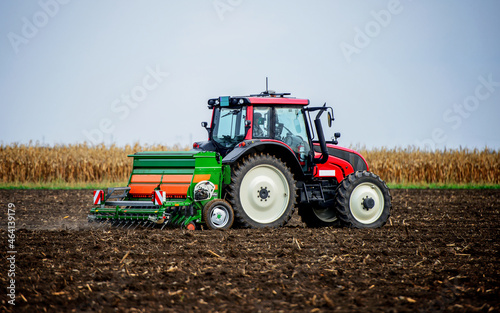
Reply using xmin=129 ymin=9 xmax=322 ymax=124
xmin=336 ymin=171 xmax=391 ymax=228
xmin=203 ymin=199 xmax=234 ymax=230
xmin=298 ymin=203 xmax=342 ymax=228
xmin=228 ymin=153 xmax=296 ymax=228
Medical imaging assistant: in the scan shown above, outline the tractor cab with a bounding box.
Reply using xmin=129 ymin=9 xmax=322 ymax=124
xmin=197 ymin=91 xmax=327 ymax=175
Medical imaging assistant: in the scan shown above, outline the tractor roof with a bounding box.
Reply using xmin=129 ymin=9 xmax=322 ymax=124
xmin=208 ymin=91 xmax=309 ymax=108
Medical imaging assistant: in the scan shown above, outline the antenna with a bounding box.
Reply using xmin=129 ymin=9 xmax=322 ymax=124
xmin=249 ymin=77 xmax=291 ymax=97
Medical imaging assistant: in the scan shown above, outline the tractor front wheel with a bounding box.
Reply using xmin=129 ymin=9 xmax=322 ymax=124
xmin=229 ymin=154 xmax=296 ymax=228
xmin=336 ymin=171 xmax=391 ymax=228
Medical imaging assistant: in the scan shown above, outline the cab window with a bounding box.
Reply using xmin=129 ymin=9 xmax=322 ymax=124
xmin=212 ymin=106 xmax=247 ymax=148
xmin=253 ymin=107 xmax=271 ymax=138
xmin=274 ymin=107 xmax=310 ymax=156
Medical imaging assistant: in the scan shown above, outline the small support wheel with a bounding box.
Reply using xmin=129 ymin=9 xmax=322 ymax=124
xmin=203 ymin=200 xmax=234 ymax=230
xmin=185 ymin=222 xmax=197 ymax=231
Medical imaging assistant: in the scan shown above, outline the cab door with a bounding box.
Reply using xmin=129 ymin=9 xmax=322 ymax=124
xmin=273 ymin=107 xmax=311 ymax=167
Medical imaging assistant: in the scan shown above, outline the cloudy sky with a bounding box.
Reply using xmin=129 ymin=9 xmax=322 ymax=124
xmin=1 ymin=0 xmax=499 ymax=150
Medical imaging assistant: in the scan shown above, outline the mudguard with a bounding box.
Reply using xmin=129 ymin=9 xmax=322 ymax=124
xmin=222 ymin=140 xmax=305 ymax=178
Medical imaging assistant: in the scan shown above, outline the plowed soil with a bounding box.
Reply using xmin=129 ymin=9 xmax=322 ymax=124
xmin=0 ymin=189 xmax=499 ymax=312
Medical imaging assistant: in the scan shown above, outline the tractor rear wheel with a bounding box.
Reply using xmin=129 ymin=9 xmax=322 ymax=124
xmin=229 ymin=153 xmax=296 ymax=228
xmin=298 ymin=203 xmax=342 ymax=228
xmin=335 ymin=171 xmax=391 ymax=228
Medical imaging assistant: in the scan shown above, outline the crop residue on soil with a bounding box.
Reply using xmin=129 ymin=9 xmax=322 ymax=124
xmin=0 ymin=189 xmax=499 ymax=312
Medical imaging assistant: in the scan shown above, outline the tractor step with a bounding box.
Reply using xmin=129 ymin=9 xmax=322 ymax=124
xmin=303 ymin=183 xmax=326 ymax=202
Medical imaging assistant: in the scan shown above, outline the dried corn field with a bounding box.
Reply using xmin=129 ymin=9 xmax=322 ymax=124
xmin=0 ymin=143 xmax=187 ymax=184
xmin=360 ymin=147 xmax=500 ymax=185
xmin=0 ymin=144 xmax=498 ymax=185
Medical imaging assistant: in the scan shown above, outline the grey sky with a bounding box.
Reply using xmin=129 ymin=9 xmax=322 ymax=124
xmin=1 ymin=0 xmax=499 ymax=150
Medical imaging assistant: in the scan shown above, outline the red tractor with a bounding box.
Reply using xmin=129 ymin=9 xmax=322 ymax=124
xmin=192 ymin=89 xmax=391 ymax=229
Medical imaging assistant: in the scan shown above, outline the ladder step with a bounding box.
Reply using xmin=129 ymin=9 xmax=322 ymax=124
xmin=303 ymin=184 xmax=325 ymax=202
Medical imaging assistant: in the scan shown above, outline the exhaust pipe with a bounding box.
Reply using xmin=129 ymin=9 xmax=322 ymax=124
xmin=313 ymin=105 xmax=329 ymax=164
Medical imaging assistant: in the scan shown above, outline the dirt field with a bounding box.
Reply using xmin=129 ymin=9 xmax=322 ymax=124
xmin=0 ymin=189 xmax=499 ymax=312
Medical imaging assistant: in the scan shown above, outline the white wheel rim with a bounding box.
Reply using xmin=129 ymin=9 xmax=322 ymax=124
xmin=239 ymin=164 xmax=289 ymax=224
xmin=349 ymin=182 xmax=384 ymax=225
xmin=210 ymin=205 xmax=229 ymax=228
xmin=313 ymin=207 xmax=338 ymax=223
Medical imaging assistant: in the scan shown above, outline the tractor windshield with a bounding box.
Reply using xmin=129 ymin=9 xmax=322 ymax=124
xmin=212 ymin=107 xmax=247 ymax=148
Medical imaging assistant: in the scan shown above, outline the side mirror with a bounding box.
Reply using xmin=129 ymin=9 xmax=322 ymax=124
xmin=244 ymin=120 xmax=252 ymax=137
xmin=327 ymin=112 xmax=333 ymax=128
xmin=201 ymin=122 xmax=210 ymax=136
xmin=332 ymin=132 xmax=341 ymax=145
